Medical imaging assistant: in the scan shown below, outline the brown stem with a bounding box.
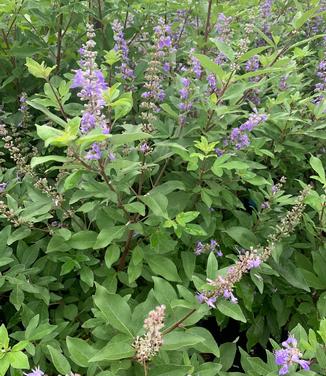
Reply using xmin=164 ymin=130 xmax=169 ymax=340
xmin=56 ymin=12 xmax=64 ymax=73
xmin=123 ymin=7 xmax=129 ymax=29
xmin=162 ymin=309 xmax=197 ymax=335
xmin=204 ymin=0 xmax=213 ymax=49
xmin=117 ymin=229 xmax=134 ymax=271
xmin=97 ymin=0 xmax=104 ymax=31
xmin=46 ymin=79 xmax=67 ymax=120
xmin=98 ymin=160 xmax=129 ymax=216
xmin=5 ymin=0 xmax=25 ymax=38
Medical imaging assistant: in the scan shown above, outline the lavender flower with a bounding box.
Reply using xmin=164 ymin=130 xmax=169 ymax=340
xmin=71 ymin=24 xmax=109 ymax=134
xmin=178 ymin=76 xmax=193 ymax=125
xmin=0 ymin=183 xmax=7 ymax=193
xmin=189 ymin=49 xmax=202 ymax=79
xmin=214 ymin=13 xmax=232 ymax=65
xmin=139 ymin=142 xmax=151 ymax=154
xmin=229 ymin=113 xmax=267 ymax=150
xmin=207 ymin=73 xmax=217 ymax=92
xmin=314 ymin=57 xmax=326 ymax=104
xmin=24 ymin=367 xmax=44 ymax=376
xmin=279 ymin=76 xmax=288 ymax=91
xmin=85 ymin=143 xmax=101 ymax=160
xmin=261 ymin=201 xmax=270 ymax=209
xmin=245 ymin=55 xmax=260 ymax=72
xmin=215 ymin=13 xmax=232 ymax=42
xmin=194 ymin=240 xmax=223 ymax=257
xmin=112 ymin=20 xmax=134 ymax=79
xmin=274 ymin=335 xmax=310 ymax=375
xmin=260 ymin=0 xmax=273 ymax=18
xmin=19 ymin=92 xmax=28 ymax=112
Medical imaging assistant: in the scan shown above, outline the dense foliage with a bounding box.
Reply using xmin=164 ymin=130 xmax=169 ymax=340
xmin=0 ymin=0 xmax=326 ymax=375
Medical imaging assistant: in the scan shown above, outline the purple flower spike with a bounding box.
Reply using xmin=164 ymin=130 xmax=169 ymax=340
xmin=71 ymin=24 xmax=108 ymax=134
xmin=85 ymin=143 xmax=102 ymax=160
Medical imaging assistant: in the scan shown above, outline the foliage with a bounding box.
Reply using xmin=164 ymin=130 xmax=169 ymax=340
xmin=0 ymin=0 xmax=326 ymax=376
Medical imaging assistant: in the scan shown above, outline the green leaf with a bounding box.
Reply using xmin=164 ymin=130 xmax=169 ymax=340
xmin=64 ymin=170 xmax=83 ymax=191
xmin=47 ymin=345 xmax=71 ymax=375
xmin=194 ymin=54 xmax=224 ymax=85
xmin=25 ymin=57 xmax=56 ymax=79
xmin=181 ymin=252 xmax=196 ymax=280
xmin=176 ymin=211 xmax=199 ymax=226
xmin=147 ymin=255 xmax=181 ymax=282
xmin=183 ymin=224 xmax=207 ymax=236
xmin=187 ymin=327 xmax=220 ymax=357
xmin=124 ymin=202 xmax=146 ymax=216
xmin=26 ymin=323 xmax=57 ymax=341
xmin=105 ymin=244 xmax=121 ymax=269
xmin=89 ymin=338 xmax=134 ymax=362
xmin=152 ymin=277 xmax=177 ymax=309
xmin=292 ymin=7 xmax=318 ymax=30
xmin=150 ymin=365 xmax=192 ymax=376
xmin=36 ymin=124 xmax=64 ymax=142
xmin=162 ymin=331 xmax=205 ymax=350
xmin=28 ymin=101 xmax=67 ymax=127
xmin=206 ymin=252 xmax=218 ymax=280
xmin=219 ymin=342 xmax=237 ymax=371
xmin=210 ymin=38 xmax=235 ymax=61
xmin=93 ymin=284 xmax=133 ymax=337
xmin=111 ymin=92 xmax=133 ymax=121
xmin=238 ymin=46 xmax=270 ymax=63
xmin=224 ymin=226 xmax=258 ymax=249
xmin=31 ymin=155 xmax=68 ymax=168
xmin=104 ymin=49 xmax=121 ymax=66
xmin=94 ymin=226 xmax=126 ymax=249
xmin=141 ymin=192 xmax=169 ymax=219
xmin=160 ymin=103 xmax=178 ymax=118
xmin=110 ymin=131 xmax=152 ymax=145
xmin=7 ymin=351 xmax=29 ymax=369
xmin=216 ymin=299 xmax=247 ymax=322
xmin=66 ymin=337 xmax=96 ymax=367
xmin=310 ymin=155 xmax=325 ymax=183
xmin=0 ymin=324 xmax=9 ymax=349
xmin=7 ymin=227 xmax=31 ymax=245
xmin=69 ymin=231 xmax=98 ymax=250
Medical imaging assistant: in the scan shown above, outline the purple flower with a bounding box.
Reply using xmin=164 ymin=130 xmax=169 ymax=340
xmin=215 ymin=13 xmax=232 ymax=42
xmin=0 ymin=183 xmax=7 ymax=193
xmin=85 ymin=143 xmax=101 ymax=160
xmin=223 ymin=289 xmax=238 ymax=304
xmin=214 ymin=147 xmax=224 ymax=156
xmin=196 ymin=292 xmax=206 ymax=304
xmin=24 ymin=367 xmax=44 ymax=376
xmin=139 ymin=142 xmax=150 ymax=154
xmin=162 ymin=62 xmax=170 ymax=72
xmin=260 ymin=0 xmax=273 ymax=18
xmin=71 ymin=24 xmax=108 ymax=134
xmin=314 ymin=56 xmax=326 ymax=104
xmin=247 ymin=257 xmax=261 ymax=269
xmin=261 ymin=201 xmax=270 ymax=209
xmin=189 ymin=49 xmax=202 ymax=79
xmin=194 ymin=241 xmax=204 ymax=255
xmin=279 ymin=76 xmax=288 ymax=91
xmin=245 ymin=56 xmax=260 ymax=72
xmin=207 ymin=74 xmax=217 ymax=91
xmin=112 ymin=20 xmax=134 ymax=79
xmin=229 ymin=113 xmax=267 ymax=150
xmin=274 ymin=335 xmax=310 ymax=375
xmin=206 ymin=296 xmax=217 ymax=308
